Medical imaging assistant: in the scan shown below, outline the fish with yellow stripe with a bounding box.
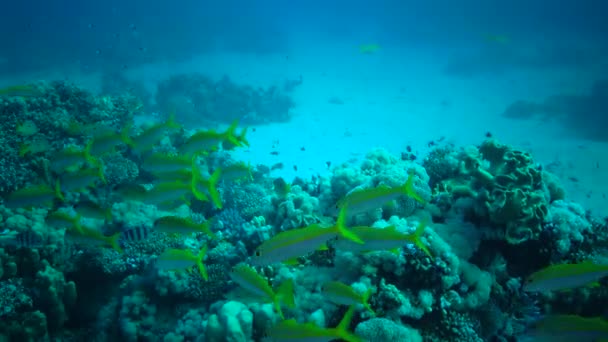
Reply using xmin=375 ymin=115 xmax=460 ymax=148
xmin=333 ymin=172 xmax=426 ymax=217
xmin=251 ymin=207 xmax=363 ymax=266
xmin=263 ymin=304 xmax=362 ymax=342
xmin=229 ymin=264 xmax=295 ymax=319
xmin=331 ymin=220 xmax=432 ymax=257
xmin=321 ymin=281 xmax=375 ymax=315
xmin=523 ymin=261 xmax=608 ymax=292
xmin=155 ymin=245 xmax=209 ymax=280
xmin=3 ymin=183 xmax=64 ymax=209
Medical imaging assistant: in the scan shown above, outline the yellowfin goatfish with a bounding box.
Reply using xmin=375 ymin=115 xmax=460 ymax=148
xmin=131 ymin=113 xmax=181 ymax=154
xmin=335 ymin=173 xmax=425 ymax=216
xmin=16 ymin=120 xmax=39 ymax=136
xmin=58 ymin=166 xmax=106 ymax=192
xmin=264 ymin=304 xmax=362 ymax=342
xmin=221 ymin=122 xmax=250 ymax=151
xmin=45 ymin=211 xmax=81 ymax=229
xmin=321 ymin=281 xmax=374 ymax=315
xmin=523 ymin=314 xmax=608 ymax=341
xmin=19 ymin=137 xmax=51 ymax=156
xmin=86 ymin=126 xmax=132 ymax=157
xmin=154 ymin=216 xmax=216 ymax=239
xmin=332 ymin=221 xmax=432 ymax=257
xmin=141 ymin=153 xmax=192 ymax=175
xmin=3 ymin=184 xmax=63 ymax=209
xmin=65 ymin=224 xmax=123 ymax=253
xmin=192 ymin=168 xmax=223 ymax=209
xmin=74 ymin=200 xmax=112 ymax=221
xmin=359 ymin=44 xmax=380 ymax=54
xmin=142 ymin=181 xmax=193 ymax=205
xmin=251 ymin=207 xmax=363 ymax=266
xmin=523 ymin=261 xmax=608 ymax=292
xmin=155 ymin=245 xmax=209 ymax=280
xmin=221 ymin=162 xmax=253 ymax=182
xmin=49 ymin=147 xmax=92 ymax=173
xmin=180 ymin=121 xmax=244 ymax=155
xmin=229 ymin=264 xmax=295 ymax=319
xmin=0 ymin=84 xmax=42 ymax=97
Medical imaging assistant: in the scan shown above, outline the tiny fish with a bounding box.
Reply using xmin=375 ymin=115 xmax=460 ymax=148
xmin=0 ymin=230 xmax=46 ymax=248
xmin=271 ymin=163 xmax=284 ymax=171
xmin=270 ymin=151 xmax=280 ymax=156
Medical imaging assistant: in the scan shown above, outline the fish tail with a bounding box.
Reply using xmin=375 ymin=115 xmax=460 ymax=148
xmin=103 ymin=207 xmax=113 ymax=222
xmin=402 ymin=172 xmax=425 ymax=204
xmin=362 ymin=288 xmax=375 ymax=316
xmin=165 ymin=111 xmax=182 ymax=130
xmin=201 ymin=219 xmax=217 ymax=239
xmin=54 ymin=180 xmax=65 ymax=202
xmin=195 ymin=244 xmax=209 ymax=281
xmin=96 ymin=160 xmax=107 ymax=184
xmin=335 ymin=207 xmax=364 ymax=244
xmin=108 ymin=232 xmax=124 ymax=254
xmin=206 ymin=168 xmax=223 ymax=209
xmin=238 ymin=127 xmax=250 ymax=147
xmin=120 ymin=123 xmax=134 ymax=147
xmin=409 ymin=220 xmax=432 ymax=258
xmin=84 ymin=140 xmax=100 ymax=167
xmin=224 ymin=119 xmax=239 ymax=137
xmin=336 ymin=305 xmax=363 ymax=342
xmin=18 ymin=143 xmax=29 ymax=157
xmin=276 ymin=278 xmax=296 ymax=309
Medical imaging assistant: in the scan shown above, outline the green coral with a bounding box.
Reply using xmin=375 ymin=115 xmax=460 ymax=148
xmin=435 ymin=139 xmax=556 ymax=244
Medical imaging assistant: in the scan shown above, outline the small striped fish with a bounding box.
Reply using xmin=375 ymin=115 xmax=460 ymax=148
xmin=120 ymin=226 xmax=153 ymax=244
xmin=0 ymin=230 xmax=46 ymax=248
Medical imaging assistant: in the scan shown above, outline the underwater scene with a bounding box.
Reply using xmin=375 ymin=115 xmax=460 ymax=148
xmin=1 ymin=0 xmax=608 ymax=341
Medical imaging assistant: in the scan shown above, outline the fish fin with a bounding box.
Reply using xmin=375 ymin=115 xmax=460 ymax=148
xmin=276 ymin=278 xmax=296 ymax=309
xmin=109 ymin=232 xmax=124 ymax=254
xmin=195 ymin=245 xmax=209 ymax=281
xmin=408 ymin=220 xmax=433 ymax=258
xmin=335 ymin=207 xmax=364 ymax=244
xmin=402 ymin=172 xmax=426 ymax=204
xmin=361 ymin=288 xmax=375 ymax=316
xmin=336 ymin=305 xmax=363 ymax=342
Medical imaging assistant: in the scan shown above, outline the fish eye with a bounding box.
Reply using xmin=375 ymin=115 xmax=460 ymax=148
xmin=255 ymin=250 xmax=261 ymax=257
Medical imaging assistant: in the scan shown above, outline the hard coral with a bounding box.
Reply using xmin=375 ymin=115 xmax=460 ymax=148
xmin=435 ymin=139 xmax=554 ymax=244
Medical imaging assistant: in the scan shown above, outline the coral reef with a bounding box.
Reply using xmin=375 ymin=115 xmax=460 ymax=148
xmin=155 ymin=73 xmax=296 ymax=126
